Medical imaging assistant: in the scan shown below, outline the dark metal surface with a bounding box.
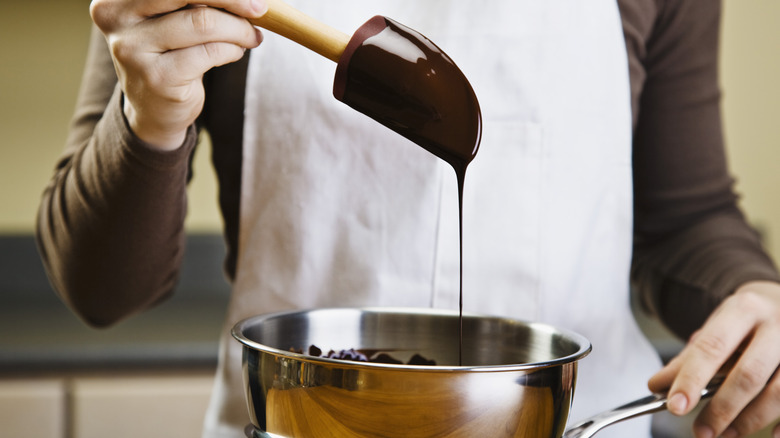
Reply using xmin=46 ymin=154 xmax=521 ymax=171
xmin=0 ymin=234 xmax=230 ymax=373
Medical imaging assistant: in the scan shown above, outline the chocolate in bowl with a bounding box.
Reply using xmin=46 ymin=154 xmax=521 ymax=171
xmin=295 ymin=345 xmax=437 ymax=365
xmin=232 ymin=307 xmax=590 ymax=438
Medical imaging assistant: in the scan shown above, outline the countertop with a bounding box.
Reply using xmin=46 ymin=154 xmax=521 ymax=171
xmin=0 ymin=233 xmax=684 ymax=374
xmin=0 ymin=234 xmax=230 ymax=374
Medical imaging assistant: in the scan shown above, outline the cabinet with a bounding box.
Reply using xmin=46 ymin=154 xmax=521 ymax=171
xmin=71 ymin=374 xmax=214 ymax=438
xmin=0 ymin=373 xmax=214 ymax=438
xmin=2 ymin=374 xmax=777 ymax=437
xmin=0 ymin=379 xmax=65 ymax=438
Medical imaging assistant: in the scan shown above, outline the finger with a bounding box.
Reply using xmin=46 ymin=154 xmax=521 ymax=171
xmin=651 ymin=337 xmax=745 ymax=395
xmin=162 ymin=41 xmax=252 ymax=83
xmin=110 ymin=7 xmax=261 ymax=87
xmin=91 ymin=0 xmax=267 ymax=31
xmin=648 ymin=356 xmax=696 ymax=416
xmin=122 ymin=41 xmax=246 ymax=112
xmin=139 ymin=6 xmax=263 ymax=54
xmin=698 ymin=322 xmax=780 ymax=436
xmin=718 ymin=370 xmax=780 ymax=437
xmin=666 ymin=298 xmax=758 ymax=416
xmin=170 ymin=0 xmax=268 ymax=20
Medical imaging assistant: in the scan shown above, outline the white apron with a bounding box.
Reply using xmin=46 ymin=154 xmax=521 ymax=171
xmin=203 ymin=1 xmax=663 ymax=437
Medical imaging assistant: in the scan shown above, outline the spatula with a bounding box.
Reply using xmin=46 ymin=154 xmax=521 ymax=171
xmin=249 ymin=0 xmax=482 ymax=170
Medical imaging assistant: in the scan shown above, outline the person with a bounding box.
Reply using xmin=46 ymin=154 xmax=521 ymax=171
xmin=37 ymin=0 xmax=780 ymax=437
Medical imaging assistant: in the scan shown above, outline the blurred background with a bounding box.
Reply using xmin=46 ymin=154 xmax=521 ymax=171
xmin=0 ymin=1 xmax=777 ymax=437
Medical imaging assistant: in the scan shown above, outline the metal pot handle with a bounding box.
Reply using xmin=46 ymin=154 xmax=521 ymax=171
xmin=562 ymin=378 xmax=723 ymax=438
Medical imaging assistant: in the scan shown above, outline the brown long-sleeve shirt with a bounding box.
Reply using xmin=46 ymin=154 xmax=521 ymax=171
xmin=37 ymin=0 xmax=780 ymax=339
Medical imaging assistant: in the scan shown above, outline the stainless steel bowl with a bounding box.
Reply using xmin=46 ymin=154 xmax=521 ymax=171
xmin=232 ymin=307 xmax=591 ymax=438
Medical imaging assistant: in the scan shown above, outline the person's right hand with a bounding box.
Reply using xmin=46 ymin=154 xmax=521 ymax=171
xmin=90 ymin=0 xmax=267 ymax=149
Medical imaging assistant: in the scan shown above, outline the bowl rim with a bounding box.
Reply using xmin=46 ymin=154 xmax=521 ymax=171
xmin=231 ymin=306 xmax=592 ymax=372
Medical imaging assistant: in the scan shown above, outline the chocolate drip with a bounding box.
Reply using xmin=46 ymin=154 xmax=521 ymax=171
xmin=335 ymin=16 xmax=482 ymax=365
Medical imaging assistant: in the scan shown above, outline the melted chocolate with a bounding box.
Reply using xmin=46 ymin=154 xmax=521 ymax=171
xmin=298 ymin=345 xmax=436 ymax=365
xmin=335 ymin=16 xmax=482 ymax=365
xmin=334 ymin=16 xmax=481 ymax=171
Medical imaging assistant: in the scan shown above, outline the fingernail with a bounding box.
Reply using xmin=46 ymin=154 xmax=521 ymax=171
xmin=693 ymin=424 xmax=714 ymax=438
xmin=721 ymin=427 xmax=738 ymax=438
xmin=668 ymin=393 xmax=688 ymax=415
xmin=251 ymin=0 xmax=268 ymax=15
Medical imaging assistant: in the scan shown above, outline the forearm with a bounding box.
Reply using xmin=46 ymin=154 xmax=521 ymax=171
xmin=628 ymin=0 xmax=780 ymax=341
xmin=632 ymin=209 xmax=780 ymax=339
xmin=36 ymin=27 xmax=197 ymax=327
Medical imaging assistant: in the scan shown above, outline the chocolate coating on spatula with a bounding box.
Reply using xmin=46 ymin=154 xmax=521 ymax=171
xmin=334 ymin=16 xmax=481 ymax=366
xmin=334 ymin=16 xmax=482 ymax=170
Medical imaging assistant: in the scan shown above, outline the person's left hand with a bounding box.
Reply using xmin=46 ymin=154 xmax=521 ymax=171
xmin=648 ymin=280 xmax=780 ymax=438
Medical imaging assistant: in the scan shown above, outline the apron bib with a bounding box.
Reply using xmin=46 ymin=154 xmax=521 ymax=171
xmin=203 ymin=1 xmax=662 ymax=437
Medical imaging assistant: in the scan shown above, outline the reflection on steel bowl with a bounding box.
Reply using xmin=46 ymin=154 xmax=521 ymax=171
xmin=232 ymin=307 xmax=591 ymax=438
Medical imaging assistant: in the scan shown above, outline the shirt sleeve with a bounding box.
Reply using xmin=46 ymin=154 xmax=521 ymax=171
xmin=628 ymin=0 xmax=780 ymax=339
xmin=36 ymin=25 xmax=198 ymax=327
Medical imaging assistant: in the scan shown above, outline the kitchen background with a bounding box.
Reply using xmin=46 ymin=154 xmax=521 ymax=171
xmin=0 ymin=0 xmax=778 ymax=437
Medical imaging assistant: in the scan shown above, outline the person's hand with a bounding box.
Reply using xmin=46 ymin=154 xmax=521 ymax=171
xmin=649 ymin=280 xmax=780 ymax=438
xmin=90 ymin=0 xmax=267 ymax=149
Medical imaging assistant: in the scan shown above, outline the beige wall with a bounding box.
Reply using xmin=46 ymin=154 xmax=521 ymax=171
xmin=0 ymin=1 xmax=91 ymax=233
xmin=0 ymin=0 xmax=222 ymax=233
xmin=721 ymin=0 xmax=780 ymax=258
xmin=1 ymin=1 xmax=778 ymax=257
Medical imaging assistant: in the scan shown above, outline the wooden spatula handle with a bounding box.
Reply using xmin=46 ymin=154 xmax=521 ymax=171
xmin=249 ymin=0 xmax=351 ymax=63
